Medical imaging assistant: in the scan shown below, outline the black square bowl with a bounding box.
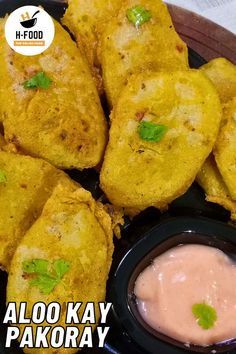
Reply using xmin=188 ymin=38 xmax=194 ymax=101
xmin=107 ymin=217 xmax=236 ymax=354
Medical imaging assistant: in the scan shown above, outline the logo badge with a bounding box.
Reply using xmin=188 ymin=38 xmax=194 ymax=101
xmin=5 ymin=6 xmax=55 ymax=56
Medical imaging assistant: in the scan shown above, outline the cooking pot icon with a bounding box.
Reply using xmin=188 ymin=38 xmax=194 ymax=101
xmin=20 ymin=10 xmax=40 ymax=28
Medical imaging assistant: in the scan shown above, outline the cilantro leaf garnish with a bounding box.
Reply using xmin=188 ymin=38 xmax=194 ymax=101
xmin=30 ymin=275 xmax=58 ymax=295
xmin=138 ymin=121 xmax=168 ymax=142
xmin=23 ymin=259 xmax=70 ymax=295
xmin=0 ymin=170 xmax=7 ymax=183
xmin=23 ymin=259 xmax=48 ymax=275
xmin=54 ymin=259 xmax=70 ymax=278
xmin=23 ymin=72 xmax=52 ymax=90
xmin=192 ymin=303 xmax=217 ymax=330
xmin=126 ymin=6 xmax=152 ymax=27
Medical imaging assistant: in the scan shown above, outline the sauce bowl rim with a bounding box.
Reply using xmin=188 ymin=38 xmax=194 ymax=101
xmin=108 ymin=216 xmax=236 ymax=354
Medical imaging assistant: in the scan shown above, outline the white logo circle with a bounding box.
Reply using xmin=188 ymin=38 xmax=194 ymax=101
xmin=4 ymin=6 xmax=55 ymax=56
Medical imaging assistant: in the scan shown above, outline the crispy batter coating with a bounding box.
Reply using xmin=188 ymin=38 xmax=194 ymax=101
xmin=100 ymin=0 xmax=189 ymax=106
xmin=197 ymin=58 xmax=236 ymax=218
xmin=214 ymin=98 xmax=236 ymax=201
xmin=103 ymin=204 xmax=124 ymax=238
xmin=7 ymin=181 xmax=114 ymax=354
xmin=201 ymin=58 xmax=236 ymax=103
xmin=100 ymin=70 xmax=221 ymax=213
xmin=62 ymin=0 xmax=121 ymax=93
xmin=0 ymin=19 xmax=107 ymax=170
xmin=0 ymin=151 xmax=69 ymax=271
xmin=196 ymin=156 xmax=236 ymax=221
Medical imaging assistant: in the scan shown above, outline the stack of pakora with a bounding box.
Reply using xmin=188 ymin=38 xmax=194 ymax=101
xmin=8 ymin=180 xmax=113 ymax=354
xmin=0 ymin=0 xmax=236 ymax=352
xmin=0 ymin=13 xmax=116 ymax=354
xmin=0 ymin=150 xmax=68 ymax=271
xmin=197 ymin=58 xmax=236 ymax=220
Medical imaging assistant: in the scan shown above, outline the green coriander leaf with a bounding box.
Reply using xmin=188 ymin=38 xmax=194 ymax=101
xmin=192 ymin=303 xmax=217 ymax=330
xmin=23 ymin=72 xmax=52 ymax=90
xmin=0 ymin=170 xmax=7 ymax=183
xmin=22 ymin=258 xmax=70 ymax=295
xmin=126 ymin=6 xmax=152 ymax=27
xmin=30 ymin=275 xmax=58 ymax=295
xmin=53 ymin=259 xmax=70 ymax=279
xmin=23 ymin=259 xmax=49 ymax=275
xmin=138 ymin=121 xmax=168 ymax=142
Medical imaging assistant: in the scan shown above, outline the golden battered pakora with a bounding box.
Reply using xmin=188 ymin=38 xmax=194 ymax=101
xmin=100 ymin=0 xmax=189 ymax=106
xmin=7 ymin=180 xmax=114 ymax=354
xmin=214 ymin=98 xmax=236 ymax=201
xmin=196 ymin=156 xmax=236 ymax=221
xmin=197 ymin=57 xmax=236 ymax=218
xmin=0 ymin=19 xmax=107 ymax=170
xmin=201 ymin=58 xmax=236 ymax=103
xmin=0 ymin=151 xmax=69 ymax=271
xmin=62 ymin=0 xmax=121 ymax=93
xmin=100 ymin=70 xmax=221 ymax=214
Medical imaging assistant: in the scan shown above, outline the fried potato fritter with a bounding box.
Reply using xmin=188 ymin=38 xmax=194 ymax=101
xmin=197 ymin=58 xmax=236 ymax=219
xmin=214 ymin=98 xmax=236 ymax=200
xmin=0 ymin=151 xmax=69 ymax=271
xmin=62 ymin=0 xmax=121 ymax=93
xmin=196 ymin=156 xmax=236 ymax=221
xmin=100 ymin=0 xmax=189 ymax=106
xmin=7 ymin=181 xmax=114 ymax=354
xmin=201 ymin=58 xmax=236 ymax=103
xmin=100 ymin=70 xmax=221 ymax=213
xmin=0 ymin=19 xmax=107 ymax=170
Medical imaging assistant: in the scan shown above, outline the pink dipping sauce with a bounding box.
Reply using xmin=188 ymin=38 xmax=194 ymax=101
xmin=134 ymin=244 xmax=236 ymax=346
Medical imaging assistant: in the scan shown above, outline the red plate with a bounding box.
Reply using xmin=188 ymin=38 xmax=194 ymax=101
xmin=168 ymin=4 xmax=236 ymax=63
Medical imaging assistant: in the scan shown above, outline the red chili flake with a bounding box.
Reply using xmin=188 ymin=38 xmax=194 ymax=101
xmin=135 ymin=111 xmax=145 ymax=121
xmin=22 ymin=273 xmax=31 ymax=280
xmin=176 ymin=45 xmax=184 ymax=53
